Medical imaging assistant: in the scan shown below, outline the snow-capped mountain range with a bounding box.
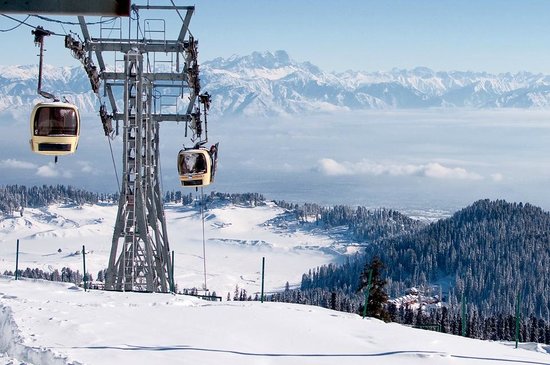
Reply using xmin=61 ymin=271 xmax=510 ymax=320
xmin=3 ymin=50 xmax=550 ymax=117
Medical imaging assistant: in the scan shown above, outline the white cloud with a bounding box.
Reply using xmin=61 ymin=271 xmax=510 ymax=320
xmin=77 ymin=161 xmax=97 ymax=174
xmin=423 ymin=163 xmax=483 ymax=180
xmin=35 ymin=163 xmax=72 ymax=178
xmin=317 ymin=158 xmax=484 ymax=180
xmin=36 ymin=163 xmax=59 ymax=178
xmin=0 ymin=158 xmax=37 ymax=169
xmin=491 ymin=173 xmax=504 ymax=182
xmin=317 ymin=158 xmax=353 ymax=176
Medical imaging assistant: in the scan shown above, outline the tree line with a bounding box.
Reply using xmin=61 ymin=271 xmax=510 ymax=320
xmin=0 ymin=185 xmax=266 ymax=215
xmin=296 ymin=200 xmax=550 ymax=319
xmin=274 ymin=201 xmax=424 ymax=243
xmin=0 ymin=184 xmax=118 ymax=215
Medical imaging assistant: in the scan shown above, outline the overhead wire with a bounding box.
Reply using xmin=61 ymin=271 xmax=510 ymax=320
xmin=64 ymin=28 xmax=121 ymax=194
xmin=0 ymin=15 xmax=30 ymax=32
xmin=1 ymin=14 xmax=62 ymax=38
xmin=200 ymin=186 xmax=208 ymax=292
xmin=31 ymin=15 xmax=117 ymax=26
xmin=1 ymin=14 xmax=116 ymax=37
xmin=108 ymin=137 xmax=121 ymax=195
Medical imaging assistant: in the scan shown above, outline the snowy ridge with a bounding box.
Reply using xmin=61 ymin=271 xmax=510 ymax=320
xmin=3 ymin=51 xmax=550 ymax=116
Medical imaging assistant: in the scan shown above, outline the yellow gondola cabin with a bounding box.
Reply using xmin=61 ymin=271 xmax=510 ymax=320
xmin=177 ymin=147 xmax=216 ymax=187
xmin=30 ymin=102 xmax=80 ymax=156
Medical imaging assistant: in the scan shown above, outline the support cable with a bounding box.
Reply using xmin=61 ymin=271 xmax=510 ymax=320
xmin=108 ymin=137 xmax=121 ymax=195
xmin=0 ymin=15 xmax=30 ymax=31
xmin=65 ymin=33 xmax=121 ymax=194
xmin=200 ymin=186 xmax=207 ymax=292
xmin=1 ymin=14 xmax=116 ymax=33
xmin=31 ymin=15 xmax=117 ymax=26
xmin=1 ymin=14 xmax=36 ymax=30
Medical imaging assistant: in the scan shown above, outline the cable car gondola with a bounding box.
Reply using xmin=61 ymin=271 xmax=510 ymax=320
xmin=177 ymin=144 xmax=218 ymax=187
xmin=29 ymin=101 xmax=80 ymax=156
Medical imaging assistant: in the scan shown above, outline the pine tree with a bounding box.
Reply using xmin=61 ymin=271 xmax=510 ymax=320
xmin=357 ymin=256 xmax=390 ymax=321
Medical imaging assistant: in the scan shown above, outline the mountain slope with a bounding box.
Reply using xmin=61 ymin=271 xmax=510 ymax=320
xmin=3 ymin=51 xmax=550 ymax=116
xmin=361 ymin=199 xmax=550 ymax=318
xmin=294 ymin=199 xmax=550 ymax=346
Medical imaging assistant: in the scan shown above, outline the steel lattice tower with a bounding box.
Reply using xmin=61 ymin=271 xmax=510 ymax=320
xmin=76 ymin=4 xmax=201 ymax=292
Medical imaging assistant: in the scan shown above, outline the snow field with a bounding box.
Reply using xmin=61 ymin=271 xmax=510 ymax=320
xmin=0 ymin=277 xmax=549 ymax=365
xmin=0 ymin=203 xmax=549 ymax=364
xmin=0 ymin=202 xmax=342 ymax=298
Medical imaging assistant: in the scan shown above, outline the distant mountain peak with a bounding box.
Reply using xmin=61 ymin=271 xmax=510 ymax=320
xmin=2 ymin=51 xmax=550 ymax=116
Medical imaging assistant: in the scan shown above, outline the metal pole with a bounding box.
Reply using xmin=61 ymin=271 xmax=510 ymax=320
xmin=362 ymin=269 xmax=373 ymax=319
xmin=15 ymin=239 xmax=19 ymax=280
xmin=82 ymin=245 xmax=87 ymax=291
xmin=515 ymin=292 xmax=521 ymax=348
xmin=260 ymin=257 xmax=265 ymax=303
xmin=171 ymin=250 xmax=175 ymax=293
xmin=201 ymin=188 xmax=207 ymax=291
xmin=37 ymin=33 xmax=45 ymax=95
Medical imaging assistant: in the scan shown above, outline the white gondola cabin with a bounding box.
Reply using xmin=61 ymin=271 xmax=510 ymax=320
xmin=177 ymin=147 xmax=216 ymax=187
xmin=30 ymin=102 xmax=80 ymax=156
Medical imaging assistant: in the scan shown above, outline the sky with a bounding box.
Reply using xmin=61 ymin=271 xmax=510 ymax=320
xmin=2 ymin=1 xmax=550 ymax=214
xmin=1 ymin=0 xmax=550 ymax=73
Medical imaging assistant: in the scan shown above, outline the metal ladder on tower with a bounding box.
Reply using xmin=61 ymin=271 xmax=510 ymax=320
xmin=123 ymin=52 xmax=139 ymax=290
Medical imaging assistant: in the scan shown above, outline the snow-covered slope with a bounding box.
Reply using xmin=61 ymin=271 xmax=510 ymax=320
xmin=201 ymin=52 xmax=550 ymax=115
xmin=0 ymin=201 xmax=354 ymax=297
xmin=3 ymin=50 xmax=550 ymax=117
xmin=0 ymin=202 xmax=549 ymax=364
xmin=0 ymin=277 xmax=549 ymax=365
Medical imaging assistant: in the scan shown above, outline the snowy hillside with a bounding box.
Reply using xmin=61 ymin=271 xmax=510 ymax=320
xmin=0 ymin=202 xmax=549 ymax=364
xmin=1 ymin=278 xmax=549 ymax=365
xmin=3 ymin=51 xmax=550 ymax=116
xmin=0 ymin=201 xmax=355 ymax=297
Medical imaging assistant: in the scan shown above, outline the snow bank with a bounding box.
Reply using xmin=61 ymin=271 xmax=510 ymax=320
xmin=0 ymin=280 xmax=81 ymax=365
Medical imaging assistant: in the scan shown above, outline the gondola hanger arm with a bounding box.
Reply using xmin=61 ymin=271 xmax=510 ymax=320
xmin=32 ymin=26 xmax=57 ymax=101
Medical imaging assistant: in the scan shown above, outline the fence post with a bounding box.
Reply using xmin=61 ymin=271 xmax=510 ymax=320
xmin=171 ymin=250 xmax=175 ymax=293
xmin=260 ymin=257 xmax=265 ymax=303
xmin=82 ymin=245 xmax=87 ymax=291
xmin=15 ymin=239 xmax=19 ymax=280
